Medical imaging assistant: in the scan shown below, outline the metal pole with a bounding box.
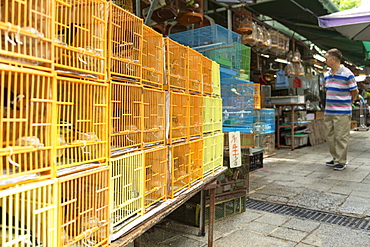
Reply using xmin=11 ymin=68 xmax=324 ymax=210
xmin=198 ymin=190 xmax=206 ymax=236
xmin=208 ymin=187 xmax=216 ymax=247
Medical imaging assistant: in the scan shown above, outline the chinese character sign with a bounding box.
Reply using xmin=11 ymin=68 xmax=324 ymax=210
xmin=228 ymin=131 xmax=242 ymax=168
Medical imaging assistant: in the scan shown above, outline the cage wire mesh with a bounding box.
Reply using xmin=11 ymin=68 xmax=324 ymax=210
xmin=189 ymin=95 xmax=203 ymax=138
xmin=110 ymin=82 xmax=143 ymax=153
xmin=142 ymin=25 xmax=163 ymax=88
xmin=143 ymin=88 xmax=165 ymax=148
xmin=56 ymin=77 xmax=108 ymax=175
xmin=0 ymin=180 xmax=58 ymax=246
xmin=108 ymin=3 xmax=143 ymax=83
xmin=202 ymin=56 xmax=213 ymax=95
xmin=58 ymin=166 xmax=109 ymax=246
xmin=54 ymin=0 xmax=107 ymax=81
xmin=110 ymin=152 xmax=144 ymax=232
xmin=188 ymin=48 xmax=203 ymax=94
xmin=170 ymin=142 xmax=190 ymax=198
xmin=169 ymin=91 xmax=190 ymax=144
xmin=212 ymin=61 xmax=221 ymax=96
xmin=203 ymin=133 xmax=215 ymax=176
xmin=0 ymin=65 xmax=54 ymax=188
xmin=213 ymin=97 xmax=223 ymax=132
xmin=165 ymin=38 xmax=188 ymax=92
xmin=203 ymin=96 xmax=214 ymax=134
xmin=144 ymin=146 xmax=167 ymax=208
xmin=189 ymin=139 xmax=203 ymax=183
xmin=0 ymin=0 xmax=54 ymax=70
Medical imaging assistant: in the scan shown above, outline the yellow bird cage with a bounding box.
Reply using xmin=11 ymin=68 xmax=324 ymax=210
xmin=203 ymin=133 xmax=215 ymax=176
xmin=254 ymin=83 xmax=261 ymax=109
xmin=144 ymin=146 xmax=167 ymax=208
xmin=142 ymin=25 xmax=164 ymax=89
xmin=213 ymin=132 xmax=224 ymax=171
xmin=0 ymin=65 xmax=54 ymax=188
xmin=58 ymin=166 xmax=109 ymax=247
xmin=0 ymin=0 xmax=54 ymax=71
xmin=55 ymin=76 xmax=109 ymax=175
xmin=212 ymin=61 xmax=221 ymax=97
xmin=189 ymin=94 xmax=203 ymax=138
xmin=143 ymin=88 xmax=165 ymax=148
xmin=169 ymin=91 xmax=190 ymax=144
xmin=169 ymin=142 xmax=190 ymax=198
xmin=188 ymin=48 xmax=203 ymax=94
xmin=165 ymin=37 xmax=188 ymax=92
xmin=110 ymin=82 xmax=143 ymax=154
xmin=213 ymin=97 xmax=223 ymax=132
xmin=202 ymin=56 xmax=213 ymax=95
xmin=110 ymin=0 xmax=133 ymax=13
xmin=108 ymin=3 xmax=143 ymax=83
xmin=189 ymin=139 xmax=203 ymax=183
xmin=110 ymin=152 xmax=144 ymax=233
xmin=203 ymin=96 xmax=214 ymax=134
xmin=54 ymin=0 xmax=107 ymax=81
xmin=0 ymin=180 xmax=58 ymax=246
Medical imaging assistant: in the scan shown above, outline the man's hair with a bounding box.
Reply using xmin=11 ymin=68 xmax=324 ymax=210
xmin=327 ymin=48 xmax=342 ymax=62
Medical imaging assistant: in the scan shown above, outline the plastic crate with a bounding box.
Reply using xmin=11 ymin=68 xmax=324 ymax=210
xmin=0 ymin=65 xmax=54 ymax=188
xmin=214 ymin=97 xmax=223 ymax=132
xmin=55 ymin=0 xmax=107 ymax=81
xmin=0 ymin=1 xmax=54 ymax=70
xmin=202 ymin=56 xmax=213 ymax=95
xmin=248 ymin=149 xmax=263 ymax=171
xmin=110 ymin=82 xmax=143 ymax=154
xmin=203 ymin=96 xmax=214 ymax=133
xmin=165 ymin=38 xmax=188 ymax=92
xmin=212 ymin=61 xmax=221 ymax=96
xmin=254 ymin=83 xmax=261 ymax=109
xmin=285 ymin=133 xmax=308 ymax=147
xmin=0 ymin=180 xmax=57 ymax=246
xmin=143 ymin=88 xmax=165 ymax=148
xmin=169 ymin=142 xmax=191 ymax=198
xmin=56 ymin=76 xmax=108 ymax=174
xmin=188 ymin=48 xmax=203 ymax=94
xmin=203 ymin=132 xmax=223 ymax=176
xmin=189 ymin=139 xmax=203 ymax=183
xmin=58 ymin=166 xmax=110 ymax=246
xmin=108 ymin=3 xmax=143 ymax=83
xmin=189 ymin=95 xmax=203 ymax=138
xmin=142 ymin=25 xmax=164 ymax=88
xmin=169 ymin=91 xmax=190 ymax=144
xmin=110 ymin=152 xmax=144 ymax=232
xmin=144 ymin=147 xmax=167 ymax=208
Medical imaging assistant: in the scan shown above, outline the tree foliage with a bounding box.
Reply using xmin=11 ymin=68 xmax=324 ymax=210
xmin=332 ymin=0 xmax=362 ymax=10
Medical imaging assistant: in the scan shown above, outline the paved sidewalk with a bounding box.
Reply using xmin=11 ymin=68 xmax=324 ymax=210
xmin=127 ymin=130 xmax=370 ymax=246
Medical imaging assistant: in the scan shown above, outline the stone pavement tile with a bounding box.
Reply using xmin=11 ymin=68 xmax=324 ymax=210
xmin=213 ymin=211 xmax=262 ymax=235
xmin=362 ymin=174 xmax=370 ymax=184
xmin=288 ymin=189 xmax=347 ymax=212
xmin=250 ymin=183 xmax=306 ymax=198
xmin=308 ymin=179 xmax=337 ymax=192
xmin=265 ymin=195 xmax=289 ymax=204
xmin=282 ymin=218 xmax=320 ymax=232
xmin=242 ymin=221 xmax=278 ymax=235
xmin=294 ymin=243 xmax=316 ymax=247
xmin=254 ymin=213 xmax=290 ymax=226
xmin=351 ymin=190 xmax=370 ymax=199
xmin=214 ymin=229 xmax=296 ymax=247
xmin=328 ymin=184 xmax=353 ymax=196
xmin=157 ymin=235 xmax=205 ymax=247
xmin=248 ymin=192 xmax=270 ymax=201
xmin=302 ymin=224 xmax=370 ymax=247
xmin=337 ymin=195 xmax=370 ymax=215
xmin=268 ymin=227 xmax=308 ymax=243
xmin=304 ymin=171 xmax=332 ymax=179
xmin=326 ymin=170 xmax=368 ymax=183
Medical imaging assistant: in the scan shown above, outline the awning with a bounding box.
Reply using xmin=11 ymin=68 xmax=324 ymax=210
xmin=248 ymin=0 xmax=370 ymax=66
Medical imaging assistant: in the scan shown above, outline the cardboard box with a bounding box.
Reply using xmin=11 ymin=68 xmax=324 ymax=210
xmin=315 ymin=111 xmax=324 ymax=120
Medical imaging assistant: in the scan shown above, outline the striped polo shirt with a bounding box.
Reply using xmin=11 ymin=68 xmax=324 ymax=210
xmin=324 ymin=65 xmax=357 ymax=116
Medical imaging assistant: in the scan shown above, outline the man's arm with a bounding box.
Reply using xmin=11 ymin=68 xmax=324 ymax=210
xmin=351 ymin=88 xmax=359 ymax=103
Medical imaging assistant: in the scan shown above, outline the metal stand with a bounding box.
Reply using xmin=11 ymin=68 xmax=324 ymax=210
xmin=354 ymin=101 xmax=369 ymax=131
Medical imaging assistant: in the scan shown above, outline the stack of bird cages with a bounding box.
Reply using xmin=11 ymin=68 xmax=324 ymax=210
xmin=221 ymin=77 xmax=254 ymax=128
xmin=142 ymin=25 xmax=163 ymax=89
xmin=189 ymin=139 xmax=203 ymax=183
xmin=212 ymin=61 xmax=221 ymax=97
xmin=254 ymin=83 xmax=261 ymax=109
xmin=144 ymin=146 xmax=167 ymax=209
xmin=202 ymin=56 xmax=213 ymax=96
xmin=203 ymin=96 xmax=214 ymax=134
xmin=0 ymin=0 xmax=54 ymax=71
xmin=143 ymin=88 xmax=165 ymax=148
xmin=108 ymin=3 xmax=143 ymax=83
xmin=55 ymin=76 xmax=109 ymax=176
xmin=54 ymin=0 xmax=107 ymax=81
xmin=0 ymin=65 xmax=54 ymax=188
xmin=189 ymin=95 xmax=203 ymax=139
xmin=169 ymin=91 xmax=190 ymax=144
xmin=58 ymin=166 xmax=109 ymax=246
xmin=110 ymin=152 xmax=144 ymax=233
xmin=203 ymin=132 xmax=223 ymax=177
xmin=188 ymin=48 xmax=203 ymax=94
xmin=169 ymin=142 xmax=190 ymax=198
xmin=110 ymin=82 xmax=143 ymax=155
xmin=0 ymin=180 xmax=58 ymax=246
xmin=165 ymin=38 xmax=188 ymax=92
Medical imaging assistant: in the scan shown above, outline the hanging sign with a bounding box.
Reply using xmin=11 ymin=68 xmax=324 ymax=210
xmin=228 ymin=131 xmax=242 ymax=168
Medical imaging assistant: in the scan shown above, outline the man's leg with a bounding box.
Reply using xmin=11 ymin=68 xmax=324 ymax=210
xmin=324 ymin=115 xmax=338 ymax=162
xmin=334 ymin=115 xmax=351 ymax=165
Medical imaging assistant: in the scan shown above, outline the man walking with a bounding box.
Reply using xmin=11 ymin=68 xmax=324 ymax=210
xmin=324 ymin=48 xmax=358 ymax=170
